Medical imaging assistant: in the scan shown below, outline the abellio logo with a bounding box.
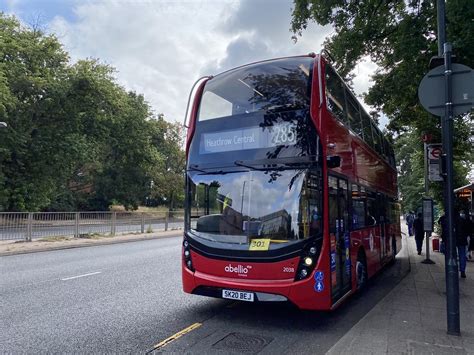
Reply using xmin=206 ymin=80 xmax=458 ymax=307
xmin=224 ymin=264 xmax=251 ymax=276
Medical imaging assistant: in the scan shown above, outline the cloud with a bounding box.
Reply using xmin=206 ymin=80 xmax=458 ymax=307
xmin=4 ymin=0 xmax=383 ymax=128
xmin=351 ymin=57 xmax=388 ymax=128
xmin=207 ymin=0 xmax=332 ymax=74
xmin=46 ymin=0 xmax=331 ymax=124
xmin=219 ymin=0 xmax=295 ymax=41
xmin=49 ymin=1 xmax=233 ymax=122
xmin=201 ymin=35 xmax=270 ymax=75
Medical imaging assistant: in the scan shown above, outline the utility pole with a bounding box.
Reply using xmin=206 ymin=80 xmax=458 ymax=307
xmin=437 ymin=0 xmax=460 ymax=336
xmin=420 ymin=0 xmax=473 ymax=336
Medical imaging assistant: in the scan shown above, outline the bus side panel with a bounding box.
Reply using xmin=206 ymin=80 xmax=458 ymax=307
xmin=349 ymin=232 xmax=363 ymax=291
xmin=182 ymin=261 xmax=196 ymax=293
xmin=289 ymin=231 xmax=333 ymax=311
xmin=354 ymin=226 xmax=380 ymax=278
xmin=391 ymin=222 xmax=402 ymax=255
xmin=349 ymin=229 xmax=383 ymax=279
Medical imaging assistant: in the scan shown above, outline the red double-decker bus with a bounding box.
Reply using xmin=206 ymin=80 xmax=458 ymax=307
xmin=182 ymin=52 xmax=401 ymax=310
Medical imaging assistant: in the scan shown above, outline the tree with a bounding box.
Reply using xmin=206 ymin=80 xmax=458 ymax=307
xmin=0 ymin=14 xmax=71 ymax=211
xmin=0 ymin=13 xmax=183 ymax=212
xmin=291 ymin=0 xmax=474 ymax=211
xmin=148 ymin=116 xmax=186 ymax=210
xmin=63 ymin=60 xmax=163 ymax=211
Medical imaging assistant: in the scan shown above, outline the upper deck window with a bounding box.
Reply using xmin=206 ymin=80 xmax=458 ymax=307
xmin=325 ymin=66 xmax=347 ymax=125
xmin=198 ymin=57 xmax=313 ymax=121
xmin=346 ymin=91 xmax=363 ymax=137
xmin=325 ymin=63 xmax=396 ymax=169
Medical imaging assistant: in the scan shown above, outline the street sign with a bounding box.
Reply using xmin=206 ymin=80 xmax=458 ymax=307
xmin=421 ymin=133 xmax=432 ymax=142
xmin=423 ymin=198 xmax=434 ymax=232
xmin=428 ymin=145 xmax=442 ymax=160
xmin=418 ymin=63 xmax=474 ymax=117
xmin=427 ymin=144 xmax=443 ymax=182
xmin=428 ymin=162 xmax=442 ymax=182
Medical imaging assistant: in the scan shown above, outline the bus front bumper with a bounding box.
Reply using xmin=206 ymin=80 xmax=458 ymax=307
xmin=182 ymin=265 xmax=333 ymax=310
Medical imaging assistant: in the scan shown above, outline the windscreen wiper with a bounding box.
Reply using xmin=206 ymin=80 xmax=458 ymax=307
xmin=234 ymin=156 xmax=318 ymax=170
xmin=188 ymin=164 xmax=207 ymax=173
xmin=187 ymin=164 xmax=246 ymax=175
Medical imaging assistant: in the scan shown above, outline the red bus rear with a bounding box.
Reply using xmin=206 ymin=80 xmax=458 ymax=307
xmin=182 ymin=53 xmax=401 ymax=310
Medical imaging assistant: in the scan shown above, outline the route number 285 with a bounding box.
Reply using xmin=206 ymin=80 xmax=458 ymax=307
xmin=271 ymin=123 xmax=297 ymax=145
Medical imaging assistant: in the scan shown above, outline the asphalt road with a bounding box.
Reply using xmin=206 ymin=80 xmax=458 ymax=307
xmin=0 ymin=236 xmax=409 ymax=354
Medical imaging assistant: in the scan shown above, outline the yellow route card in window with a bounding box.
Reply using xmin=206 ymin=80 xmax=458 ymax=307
xmin=249 ymin=239 xmax=271 ymax=251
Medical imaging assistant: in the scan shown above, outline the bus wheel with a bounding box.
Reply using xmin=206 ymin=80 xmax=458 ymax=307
xmin=356 ymin=252 xmax=367 ymax=291
xmin=391 ymin=235 xmax=397 ymax=260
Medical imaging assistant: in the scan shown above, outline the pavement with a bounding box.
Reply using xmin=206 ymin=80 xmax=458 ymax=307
xmin=327 ymin=228 xmax=474 ymax=354
xmin=0 ymin=229 xmax=182 ymax=256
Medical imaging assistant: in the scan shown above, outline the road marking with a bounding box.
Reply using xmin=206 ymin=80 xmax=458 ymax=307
xmin=150 ymin=323 xmax=202 ymax=352
xmin=61 ymin=271 xmax=102 ymax=281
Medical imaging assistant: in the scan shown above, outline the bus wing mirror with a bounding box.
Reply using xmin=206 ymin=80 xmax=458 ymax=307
xmin=327 ymin=156 xmax=341 ymax=168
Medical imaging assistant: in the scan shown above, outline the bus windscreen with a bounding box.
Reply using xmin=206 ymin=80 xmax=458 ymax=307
xmin=187 ymin=170 xmax=322 ymax=248
xmin=198 ymin=57 xmax=313 ymax=121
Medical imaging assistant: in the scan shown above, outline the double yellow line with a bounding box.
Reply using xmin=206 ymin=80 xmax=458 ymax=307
xmin=150 ymin=323 xmax=202 ymax=352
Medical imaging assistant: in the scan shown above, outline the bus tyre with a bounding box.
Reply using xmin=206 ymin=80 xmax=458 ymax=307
xmin=356 ymin=252 xmax=367 ymax=292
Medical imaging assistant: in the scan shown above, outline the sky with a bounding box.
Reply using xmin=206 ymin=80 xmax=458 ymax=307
xmin=1 ymin=0 xmax=381 ymax=127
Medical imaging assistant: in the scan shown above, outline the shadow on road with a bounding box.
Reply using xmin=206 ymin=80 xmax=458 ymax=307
xmin=155 ymin=246 xmax=410 ymax=354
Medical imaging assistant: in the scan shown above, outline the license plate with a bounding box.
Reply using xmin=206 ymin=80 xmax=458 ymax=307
xmin=222 ymin=289 xmax=254 ymax=302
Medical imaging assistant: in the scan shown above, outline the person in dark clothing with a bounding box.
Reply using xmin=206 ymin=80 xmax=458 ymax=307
xmin=468 ymin=213 xmax=474 ymax=260
xmin=456 ymin=211 xmax=469 ymax=278
xmin=406 ymin=211 xmax=415 ymax=237
xmin=413 ymin=213 xmax=424 ymax=255
xmin=438 ymin=214 xmax=447 ymax=254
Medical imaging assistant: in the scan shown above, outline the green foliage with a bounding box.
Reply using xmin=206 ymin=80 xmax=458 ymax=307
xmin=0 ymin=13 xmax=184 ymax=212
xmin=148 ymin=116 xmax=186 ymax=210
xmin=291 ymin=0 xmax=474 ymax=212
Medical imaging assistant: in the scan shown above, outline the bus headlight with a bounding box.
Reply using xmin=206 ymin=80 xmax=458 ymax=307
xmin=295 ymin=240 xmax=322 ymax=281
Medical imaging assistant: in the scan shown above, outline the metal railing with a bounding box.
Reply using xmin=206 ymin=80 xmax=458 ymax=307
xmin=0 ymin=211 xmax=184 ymax=241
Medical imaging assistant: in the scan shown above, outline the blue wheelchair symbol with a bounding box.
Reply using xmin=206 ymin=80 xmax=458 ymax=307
xmin=314 ymin=281 xmax=324 ymax=293
xmin=315 ymin=271 xmax=324 ymax=281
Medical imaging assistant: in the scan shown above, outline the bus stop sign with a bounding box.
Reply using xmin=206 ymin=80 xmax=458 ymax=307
xmin=427 ymin=144 xmax=443 ymax=182
xmin=418 ymin=63 xmax=474 ymax=117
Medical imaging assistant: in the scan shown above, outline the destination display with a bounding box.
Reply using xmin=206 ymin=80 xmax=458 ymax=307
xmin=200 ymin=122 xmax=297 ymax=154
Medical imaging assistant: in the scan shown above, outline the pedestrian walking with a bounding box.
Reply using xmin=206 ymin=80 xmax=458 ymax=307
xmin=406 ymin=211 xmax=415 ymax=237
xmin=438 ymin=214 xmax=447 ymax=254
xmin=455 ymin=210 xmax=469 ymax=278
xmin=413 ymin=212 xmax=424 ymax=255
xmin=467 ymin=213 xmax=474 ymax=261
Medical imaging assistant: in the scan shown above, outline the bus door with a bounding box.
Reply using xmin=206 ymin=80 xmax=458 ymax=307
xmin=377 ymin=194 xmax=388 ymax=261
xmin=328 ymin=176 xmax=351 ymax=302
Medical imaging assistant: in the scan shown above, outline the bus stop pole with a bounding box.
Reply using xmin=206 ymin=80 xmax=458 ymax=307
xmin=437 ymin=0 xmax=460 ymax=335
xmin=442 ymin=41 xmax=460 ymax=336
